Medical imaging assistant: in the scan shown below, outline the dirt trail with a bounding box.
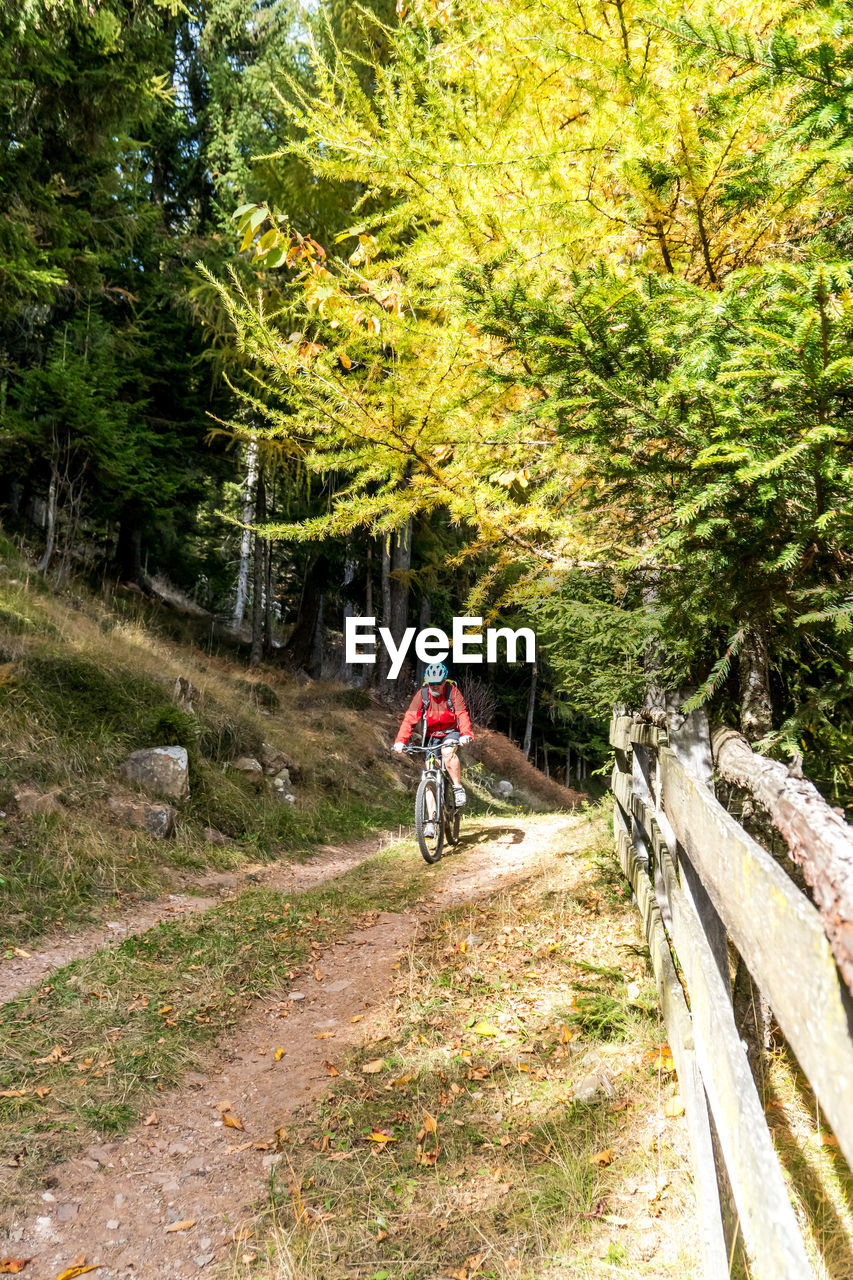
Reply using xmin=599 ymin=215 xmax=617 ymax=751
xmin=1 ymin=818 xmax=566 ymax=1279
xmin=0 ymin=834 xmax=399 ymax=1007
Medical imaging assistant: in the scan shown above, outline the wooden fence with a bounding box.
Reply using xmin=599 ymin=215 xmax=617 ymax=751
xmin=610 ymin=710 xmax=853 ymax=1280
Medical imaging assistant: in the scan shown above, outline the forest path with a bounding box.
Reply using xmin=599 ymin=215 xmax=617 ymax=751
xmin=0 ymin=834 xmax=396 ymax=1007
xmin=1 ymin=813 xmax=697 ymax=1279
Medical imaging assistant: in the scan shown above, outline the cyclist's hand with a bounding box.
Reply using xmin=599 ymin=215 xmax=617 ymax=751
xmin=392 ymin=742 xmax=405 ymax=753
xmin=459 ymin=735 xmax=473 ymax=746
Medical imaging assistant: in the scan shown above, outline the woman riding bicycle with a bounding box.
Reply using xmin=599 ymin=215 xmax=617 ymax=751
xmin=392 ymin=662 xmax=473 ymax=837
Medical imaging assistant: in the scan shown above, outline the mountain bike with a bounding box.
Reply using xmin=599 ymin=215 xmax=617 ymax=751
xmin=405 ymin=743 xmax=461 ymax=864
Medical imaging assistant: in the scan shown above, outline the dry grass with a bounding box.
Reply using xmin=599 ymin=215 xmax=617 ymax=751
xmin=763 ymin=1039 xmax=853 ymax=1279
xmin=0 ymin=559 xmax=414 ymax=942
xmin=470 ymin=729 xmax=585 ymax=811
xmin=229 ymin=810 xmax=700 ymax=1279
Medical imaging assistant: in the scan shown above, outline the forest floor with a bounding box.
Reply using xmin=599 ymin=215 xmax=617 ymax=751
xmin=0 ymin=810 xmax=700 ymax=1280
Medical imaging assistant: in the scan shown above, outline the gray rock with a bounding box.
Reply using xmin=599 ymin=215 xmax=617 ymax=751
xmin=56 ymin=1203 xmax=79 ymax=1222
xmin=260 ymin=743 xmax=289 ymax=775
xmin=173 ymin=676 xmax=200 ymax=714
xmin=194 ymin=1254 xmax=215 ymax=1268
xmin=496 ymin=780 xmax=514 ymax=796
xmin=108 ymin=796 xmax=177 ymax=839
xmin=122 ymin=746 xmax=189 ymax=800
xmin=230 ymin=756 xmax=263 ymax=775
xmin=13 ymin=788 xmax=63 ymax=817
xmin=572 ymin=1070 xmax=614 ymax=1104
xmin=272 ymin=766 xmax=292 ymax=787
xmin=203 ymin=827 xmax=228 ymax=845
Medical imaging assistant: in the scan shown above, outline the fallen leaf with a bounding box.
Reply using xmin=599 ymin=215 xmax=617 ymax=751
xmin=327 ymin=1150 xmax=355 ymax=1161
xmin=472 ymin=1022 xmax=497 ymax=1037
xmin=389 ymin=1075 xmax=413 ymax=1088
xmin=0 ymin=1261 xmax=32 ymax=1275
xmin=314 ymin=1031 xmax=335 ymax=1040
xmin=646 ymin=1045 xmax=674 ymax=1072
xmin=216 ymin=1100 xmax=233 ymax=1113
xmin=367 ymin=1129 xmax=397 ymax=1143
xmin=417 ymin=1146 xmax=438 ymax=1165
xmin=0 ymin=1091 xmax=28 ymax=1100
xmin=376 ymin=1229 xmax=388 ymax=1242
xmin=33 ymin=1087 xmax=51 ymax=1099
xmin=143 ymin=1112 xmax=158 ymax=1126
xmin=664 ymin=1097 xmax=685 ymax=1118
xmin=820 ymin=1133 xmax=839 ymax=1148
xmin=464 ymin=1254 xmax=486 ymax=1274
xmin=11 ymin=948 xmax=30 ymax=959
xmin=164 ymin=1219 xmax=195 ymax=1233
xmin=35 ymin=1046 xmax=67 ymax=1065
xmin=274 ymin=1048 xmax=286 ymax=1062
xmin=350 ymin=1015 xmax=362 ymax=1024
xmin=157 ymin=1006 xmax=173 ymax=1016
xmin=223 ymin=1112 xmax=245 ymax=1131
xmin=590 ymin=1148 xmax=614 ymax=1166
xmin=423 ymin=1111 xmax=438 ymax=1134
xmin=54 ymin=1267 xmax=102 ymax=1280
xmin=361 ymin=1059 xmax=384 ymax=1074
xmin=559 ymin=1025 xmax=573 ymax=1044
xmin=323 ymin=1061 xmax=340 ymax=1077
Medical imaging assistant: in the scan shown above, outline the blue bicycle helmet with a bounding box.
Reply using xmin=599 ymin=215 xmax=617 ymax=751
xmin=424 ymin=661 xmax=448 ymax=684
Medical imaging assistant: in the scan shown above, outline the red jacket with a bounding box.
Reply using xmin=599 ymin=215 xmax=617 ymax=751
xmin=395 ymin=684 xmax=473 ymax=745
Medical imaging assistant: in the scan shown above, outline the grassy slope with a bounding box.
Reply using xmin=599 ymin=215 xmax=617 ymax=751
xmin=0 ymin=538 xmax=423 ymax=944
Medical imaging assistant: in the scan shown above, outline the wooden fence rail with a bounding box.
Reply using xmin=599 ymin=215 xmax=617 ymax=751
xmin=610 ymin=711 xmax=853 ymax=1280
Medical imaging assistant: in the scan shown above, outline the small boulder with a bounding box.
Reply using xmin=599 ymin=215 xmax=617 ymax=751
xmin=272 ymin=773 xmax=296 ymax=804
xmin=173 ymin=675 xmax=200 ymax=714
xmin=203 ymin=826 xmax=229 ymax=846
xmin=13 ymin=788 xmax=63 ymax=817
xmin=122 ymin=746 xmax=189 ymax=800
xmin=108 ymin=796 xmax=177 ymax=839
xmin=260 ymin=743 xmax=289 ymax=775
xmin=230 ymin=756 xmax=263 ymax=775
xmin=496 ymin=780 xmax=514 ymax=797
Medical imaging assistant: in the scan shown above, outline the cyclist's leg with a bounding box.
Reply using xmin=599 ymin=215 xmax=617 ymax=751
xmin=442 ymin=744 xmax=461 ymax=787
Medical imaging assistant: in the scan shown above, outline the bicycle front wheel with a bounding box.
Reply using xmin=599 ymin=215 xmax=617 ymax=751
xmin=416 ymin=774 xmax=444 ymax=864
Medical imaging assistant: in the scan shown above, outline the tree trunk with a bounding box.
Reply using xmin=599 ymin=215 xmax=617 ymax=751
xmin=37 ymin=463 xmax=58 ymax=573
xmin=415 ymin=592 xmax=431 ymax=685
xmin=249 ymin=471 xmax=266 ymax=667
xmin=310 ymin=594 xmax=325 ymax=678
xmin=378 ymin=536 xmax=393 ymax=683
xmin=116 ymin=503 xmax=144 ymax=584
xmin=341 ymin=558 xmax=358 ymax=684
xmin=712 ymin=725 xmax=853 ymax=993
xmin=565 ymin=750 xmax=572 ymax=787
xmin=282 ymin=554 xmax=328 ymax=672
xmin=542 ymin=739 xmax=550 ymax=777
xmin=739 ymin=626 xmax=772 ymax=740
xmin=263 ymin=536 xmax=274 ymax=657
xmin=365 ymin=540 xmax=373 ymax=617
xmin=522 ymin=662 xmax=537 ymax=759
xmin=233 ymin=435 xmax=258 ymax=626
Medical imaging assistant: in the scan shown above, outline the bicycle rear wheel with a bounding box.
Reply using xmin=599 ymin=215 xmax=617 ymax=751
xmin=416 ymin=774 xmax=444 ymax=864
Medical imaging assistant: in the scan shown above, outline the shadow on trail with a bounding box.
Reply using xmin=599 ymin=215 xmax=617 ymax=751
xmin=450 ymin=824 xmax=527 ymax=852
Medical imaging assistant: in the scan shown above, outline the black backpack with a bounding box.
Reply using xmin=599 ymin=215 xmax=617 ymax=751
xmin=420 ymin=679 xmax=457 ymax=743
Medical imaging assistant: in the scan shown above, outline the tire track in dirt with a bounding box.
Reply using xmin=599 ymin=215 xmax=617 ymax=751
xmin=1 ymin=815 xmax=575 ymax=1279
xmin=0 ymin=833 xmax=403 ymax=1007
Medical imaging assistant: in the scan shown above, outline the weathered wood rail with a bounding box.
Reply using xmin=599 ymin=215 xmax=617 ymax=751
xmin=610 ymin=711 xmax=853 ymax=1280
